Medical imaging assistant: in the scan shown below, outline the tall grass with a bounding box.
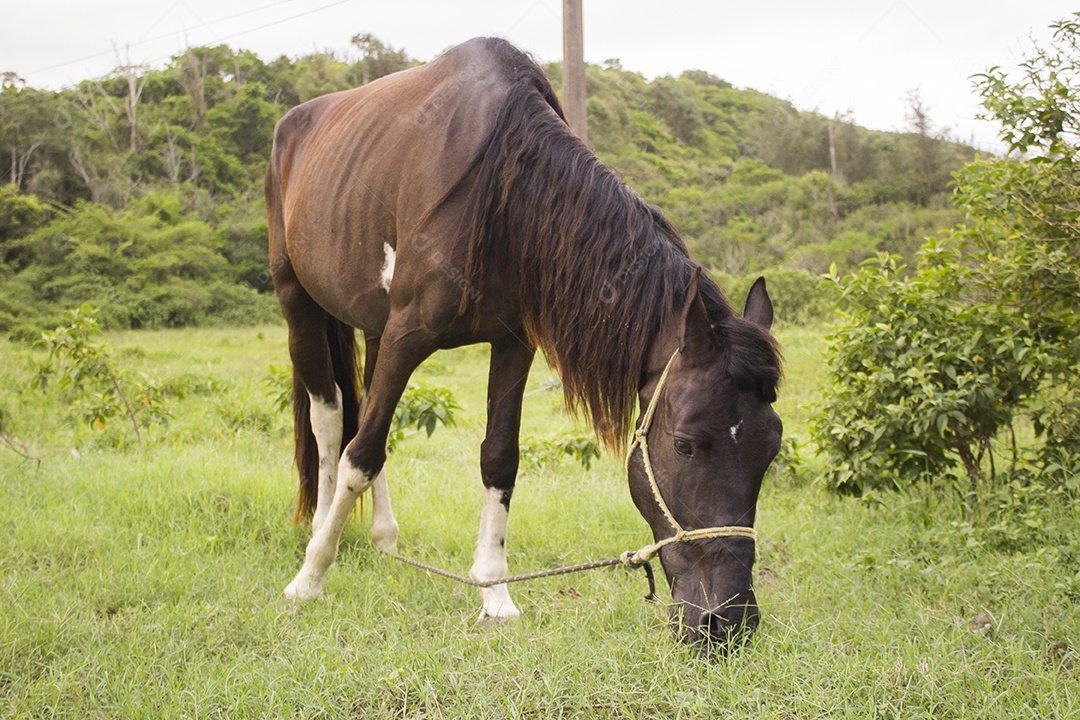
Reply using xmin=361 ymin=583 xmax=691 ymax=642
xmin=0 ymin=325 xmax=1075 ymax=718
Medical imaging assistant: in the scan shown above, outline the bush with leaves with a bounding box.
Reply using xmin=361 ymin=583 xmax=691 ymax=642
xmin=33 ymin=305 xmax=170 ymax=448
xmin=812 ymin=14 xmax=1080 ymax=499
xmin=388 ymin=383 xmax=460 ymax=452
xmin=520 ymin=434 xmax=602 ymax=471
xmin=811 ymin=248 xmax=1045 ymax=496
xmin=953 ymin=14 xmax=1080 ymax=483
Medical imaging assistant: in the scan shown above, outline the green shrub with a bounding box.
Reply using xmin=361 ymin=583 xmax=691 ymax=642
xmin=810 ymin=247 xmax=1045 ymax=497
xmin=713 ymin=267 xmax=835 ymax=325
xmin=33 ymin=305 xmax=171 ymax=448
xmin=520 ymin=434 xmax=601 ymax=471
xmin=388 ymin=383 xmax=460 ymax=451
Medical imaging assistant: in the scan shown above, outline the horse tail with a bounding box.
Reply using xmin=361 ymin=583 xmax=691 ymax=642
xmin=291 ymin=366 xmax=317 ymax=523
xmin=292 ymin=318 xmax=363 ymax=523
xmin=328 ymin=317 xmax=363 ymax=471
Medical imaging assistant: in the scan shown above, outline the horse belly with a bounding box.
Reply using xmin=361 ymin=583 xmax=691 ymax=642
xmin=285 ymin=207 xmax=396 ymax=334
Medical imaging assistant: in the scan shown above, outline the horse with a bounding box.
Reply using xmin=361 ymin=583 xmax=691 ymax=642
xmin=264 ymin=37 xmax=783 ymax=654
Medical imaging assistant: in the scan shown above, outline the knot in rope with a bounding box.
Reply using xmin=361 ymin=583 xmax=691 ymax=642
xmin=386 ymin=348 xmax=757 ymax=604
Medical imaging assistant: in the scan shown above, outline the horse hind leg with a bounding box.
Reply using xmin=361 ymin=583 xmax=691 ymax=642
xmin=361 ymin=336 xmax=399 ymax=553
xmin=308 ymin=384 xmax=343 ymax=537
xmin=285 ymin=315 xmax=436 ymax=602
xmin=276 ymin=265 xmax=363 ymax=552
xmin=470 ymin=337 xmax=534 ymax=624
xmin=369 ymin=468 xmax=398 ymax=552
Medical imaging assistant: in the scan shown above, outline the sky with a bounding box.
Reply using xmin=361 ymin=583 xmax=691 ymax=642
xmin=2 ymin=1 xmax=1076 ymax=151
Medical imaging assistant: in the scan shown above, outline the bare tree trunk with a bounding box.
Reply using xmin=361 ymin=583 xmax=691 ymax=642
xmin=187 ymin=145 xmax=200 ymax=185
xmin=162 ymin=131 xmax=182 ymax=186
xmin=78 ymin=87 xmax=122 ymax=153
xmin=125 ymin=71 xmax=141 ymax=151
xmin=562 ymin=0 xmax=588 ymax=143
xmin=13 ymin=141 xmax=42 ymax=188
xmin=69 ymin=145 xmax=109 ymax=203
xmin=182 ymin=49 xmax=207 ymax=126
xmin=112 ymin=49 xmax=149 ymax=152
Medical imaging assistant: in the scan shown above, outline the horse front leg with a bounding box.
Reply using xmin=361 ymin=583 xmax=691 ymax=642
xmin=284 ymin=325 xmax=435 ymax=602
xmin=470 ymin=336 xmax=535 ymax=623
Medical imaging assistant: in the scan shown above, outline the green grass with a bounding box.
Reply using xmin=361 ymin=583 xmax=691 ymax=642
xmin=0 ymin=324 xmax=1076 ymax=718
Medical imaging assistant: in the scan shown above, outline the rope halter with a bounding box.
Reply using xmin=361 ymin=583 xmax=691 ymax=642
xmin=620 ymin=349 xmax=757 ymax=569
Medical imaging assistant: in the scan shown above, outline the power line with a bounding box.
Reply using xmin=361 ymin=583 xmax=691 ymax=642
xmin=149 ymin=0 xmax=352 ymax=65
xmin=25 ymin=0 xmax=347 ymax=78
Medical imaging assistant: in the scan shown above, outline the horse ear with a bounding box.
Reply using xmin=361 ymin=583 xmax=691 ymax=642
xmin=679 ymin=267 xmax=717 ymax=361
xmin=743 ymin=276 xmax=774 ymax=330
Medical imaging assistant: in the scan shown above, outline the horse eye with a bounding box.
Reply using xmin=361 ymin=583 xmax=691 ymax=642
xmin=673 ymin=438 xmax=694 ymax=457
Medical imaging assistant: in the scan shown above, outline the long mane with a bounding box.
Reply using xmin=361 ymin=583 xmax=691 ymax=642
xmin=459 ymin=39 xmax=774 ymax=450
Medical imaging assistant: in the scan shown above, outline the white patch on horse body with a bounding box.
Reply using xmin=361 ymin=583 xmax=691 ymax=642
xmin=380 ymin=243 xmax=396 ymax=292
xmin=369 ymin=467 xmax=399 ymax=553
xmin=470 ymin=487 xmax=520 ymax=623
xmin=284 ymin=455 xmax=373 ymax=602
xmin=729 ymin=420 xmax=743 ymax=444
xmin=308 ymin=386 xmax=343 ymax=535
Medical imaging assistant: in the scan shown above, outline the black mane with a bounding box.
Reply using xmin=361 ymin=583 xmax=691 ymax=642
xmin=459 ymin=38 xmax=779 ymax=448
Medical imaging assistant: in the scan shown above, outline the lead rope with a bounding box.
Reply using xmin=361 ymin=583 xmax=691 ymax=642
xmin=385 ymin=348 xmax=755 ymax=602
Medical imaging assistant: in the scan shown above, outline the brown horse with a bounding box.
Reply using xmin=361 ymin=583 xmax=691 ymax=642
xmin=265 ymin=37 xmax=782 ymax=654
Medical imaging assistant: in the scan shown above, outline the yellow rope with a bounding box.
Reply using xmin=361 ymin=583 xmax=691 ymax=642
xmin=622 ymin=349 xmax=757 ymax=565
xmin=387 ymin=348 xmax=757 ymax=595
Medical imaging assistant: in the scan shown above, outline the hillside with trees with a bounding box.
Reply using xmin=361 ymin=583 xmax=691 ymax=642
xmin=1 ymin=35 xmax=977 ymax=334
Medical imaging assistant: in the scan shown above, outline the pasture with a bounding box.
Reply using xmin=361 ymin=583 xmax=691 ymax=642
xmin=0 ymin=323 xmax=1076 ymax=718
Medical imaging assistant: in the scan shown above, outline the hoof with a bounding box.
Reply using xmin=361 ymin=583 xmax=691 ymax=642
xmin=283 ymin=575 xmax=324 ymax=602
xmin=371 ymin=520 xmax=399 ymax=554
xmin=477 ymin=603 xmax=521 ymax=627
xmin=479 ymin=608 xmax=520 ymax=626
xmin=476 ymin=583 xmax=519 ymax=625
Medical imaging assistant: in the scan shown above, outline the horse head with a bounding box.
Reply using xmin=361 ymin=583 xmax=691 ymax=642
xmin=627 ymin=272 xmax=782 ymax=656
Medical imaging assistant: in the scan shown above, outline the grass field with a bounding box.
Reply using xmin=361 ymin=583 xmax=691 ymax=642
xmin=0 ymin=322 xmax=1076 ymax=718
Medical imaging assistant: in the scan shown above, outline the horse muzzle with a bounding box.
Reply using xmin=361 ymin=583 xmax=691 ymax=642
xmin=674 ymin=587 xmax=759 ymax=656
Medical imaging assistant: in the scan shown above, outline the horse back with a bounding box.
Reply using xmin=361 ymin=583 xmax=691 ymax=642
xmin=266 ymin=39 xmax=524 ymax=329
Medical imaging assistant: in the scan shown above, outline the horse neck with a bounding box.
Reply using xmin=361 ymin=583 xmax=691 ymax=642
xmin=640 ymin=323 xmax=682 ymax=396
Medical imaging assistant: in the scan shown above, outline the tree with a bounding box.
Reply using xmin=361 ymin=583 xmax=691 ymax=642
xmin=812 ymin=15 xmax=1080 ymax=497
xmin=960 ymin=14 xmax=1080 ymax=477
xmin=349 ymin=34 xmax=412 ymax=85
xmin=0 ymin=87 xmax=55 ymax=189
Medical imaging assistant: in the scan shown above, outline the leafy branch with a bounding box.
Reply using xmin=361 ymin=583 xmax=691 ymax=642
xmin=0 ymin=407 xmax=40 ymax=467
xmin=389 ymin=383 xmax=460 ymax=452
xmin=521 ymin=434 xmax=601 ymax=471
xmin=34 ymin=305 xmax=168 ymax=449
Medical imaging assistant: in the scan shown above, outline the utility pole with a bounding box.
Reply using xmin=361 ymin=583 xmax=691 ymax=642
xmin=562 ymin=0 xmax=588 ymax=143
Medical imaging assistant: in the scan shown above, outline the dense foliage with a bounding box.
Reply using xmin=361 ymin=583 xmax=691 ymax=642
xmin=813 ymin=15 xmax=1080 ymax=499
xmin=2 ymin=36 xmax=977 ymax=333
xmin=576 ymin=63 xmax=973 ymax=275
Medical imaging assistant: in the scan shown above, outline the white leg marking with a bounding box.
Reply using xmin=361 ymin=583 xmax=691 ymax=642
xmin=380 ymin=242 xmax=396 ymax=292
xmin=308 ymin=386 xmax=343 ymax=537
xmin=470 ymin=487 xmax=520 ymax=624
xmin=369 ymin=467 xmax=399 ymax=553
xmin=284 ymin=455 xmax=373 ymax=602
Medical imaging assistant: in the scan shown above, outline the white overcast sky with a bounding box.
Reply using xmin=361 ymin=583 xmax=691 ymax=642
xmin=2 ymin=1 xmax=1075 ymax=151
